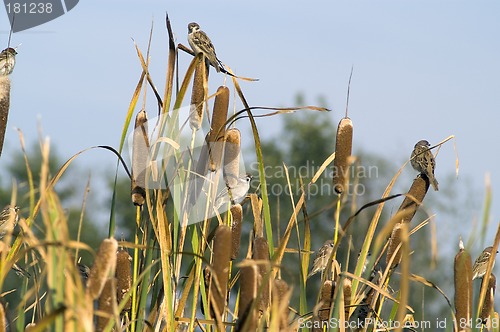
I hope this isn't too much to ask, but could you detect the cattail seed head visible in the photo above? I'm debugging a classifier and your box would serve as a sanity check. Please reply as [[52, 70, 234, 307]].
[[210, 225, 232, 321], [318, 280, 335, 321], [208, 86, 229, 171], [116, 248, 132, 311], [343, 278, 352, 319], [131, 109, 149, 206], [189, 54, 206, 130], [223, 129, 241, 188], [230, 204, 243, 260], [96, 278, 116, 332], [239, 259, 258, 331], [397, 176, 428, 223], [386, 223, 404, 268], [333, 117, 353, 194], [454, 244, 473, 329], [87, 238, 118, 300], [0, 76, 11, 157], [252, 237, 271, 313], [480, 274, 496, 324], [272, 279, 290, 329]]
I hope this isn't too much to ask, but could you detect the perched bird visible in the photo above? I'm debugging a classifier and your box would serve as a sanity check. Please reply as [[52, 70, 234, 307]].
[[187, 22, 224, 73], [308, 240, 334, 279], [410, 140, 439, 191], [472, 246, 498, 280], [0, 47, 17, 76], [0, 205, 19, 239], [214, 174, 252, 209]]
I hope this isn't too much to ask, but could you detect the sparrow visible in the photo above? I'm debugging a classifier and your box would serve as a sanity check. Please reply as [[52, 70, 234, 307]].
[[410, 140, 439, 191], [214, 174, 252, 209], [0, 205, 19, 239], [472, 246, 498, 280], [307, 240, 334, 278], [0, 47, 17, 76], [187, 22, 224, 73]]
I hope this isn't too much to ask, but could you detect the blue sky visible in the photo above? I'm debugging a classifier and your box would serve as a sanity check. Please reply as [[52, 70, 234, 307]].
[[1, 1, 499, 251]]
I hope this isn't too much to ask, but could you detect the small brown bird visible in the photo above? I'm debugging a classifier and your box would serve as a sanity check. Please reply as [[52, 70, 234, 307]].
[[472, 246, 497, 280], [188, 22, 225, 73], [410, 140, 439, 191], [0, 47, 17, 76], [307, 240, 334, 278], [0, 205, 19, 239]]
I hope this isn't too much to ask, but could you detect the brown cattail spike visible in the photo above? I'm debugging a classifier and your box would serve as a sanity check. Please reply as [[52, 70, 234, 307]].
[[387, 223, 404, 268], [343, 278, 352, 319], [189, 54, 206, 131], [96, 278, 116, 332], [87, 238, 119, 300], [223, 129, 241, 188], [208, 86, 229, 171], [239, 259, 258, 331], [210, 225, 232, 323], [131, 109, 149, 206], [480, 274, 496, 324], [230, 204, 243, 260], [272, 279, 290, 329], [252, 237, 271, 314], [116, 248, 132, 311], [317, 280, 335, 322], [333, 117, 353, 194], [397, 176, 428, 224], [0, 76, 11, 158], [454, 241, 473, 330]]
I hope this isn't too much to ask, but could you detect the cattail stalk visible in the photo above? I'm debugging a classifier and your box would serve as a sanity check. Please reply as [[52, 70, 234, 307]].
[[0, 76, 11, 158], [223, 129, 241, 188], [333, 117, 353, 194], [454, 240, 472, 330], [208, 86, 229, 171], [131, 109, 149, 206], [87, 238, 118, 300], [189, 54, 206, 130], [230, 204, 243, 260]]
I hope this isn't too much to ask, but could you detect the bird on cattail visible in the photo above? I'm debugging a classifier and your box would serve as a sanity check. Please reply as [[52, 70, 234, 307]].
[[307, 240, 334, 278], [214, 174, 252, 210], [410, 140, 439, 191], [0, 204, 19, 239], [188, 22, 225, 73], [472, 246, 498, 280], [0, 47, 17, 76]]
